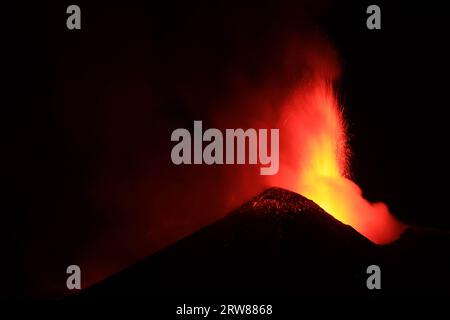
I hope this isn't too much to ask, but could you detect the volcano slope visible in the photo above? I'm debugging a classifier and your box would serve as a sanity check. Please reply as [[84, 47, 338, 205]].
[[75, 187, 450, 300]]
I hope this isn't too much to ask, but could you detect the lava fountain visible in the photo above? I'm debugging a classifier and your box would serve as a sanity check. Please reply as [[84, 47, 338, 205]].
[[275, 79, 405, 244]]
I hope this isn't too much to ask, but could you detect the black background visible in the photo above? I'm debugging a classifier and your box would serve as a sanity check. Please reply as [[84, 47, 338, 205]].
[[3, 0, 449, 298]]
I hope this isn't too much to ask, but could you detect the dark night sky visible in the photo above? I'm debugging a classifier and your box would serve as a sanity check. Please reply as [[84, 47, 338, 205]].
[[2, 0, 449, 298]]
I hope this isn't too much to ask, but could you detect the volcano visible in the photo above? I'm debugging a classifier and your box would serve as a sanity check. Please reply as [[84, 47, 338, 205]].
[[75, 188, 450, 300]]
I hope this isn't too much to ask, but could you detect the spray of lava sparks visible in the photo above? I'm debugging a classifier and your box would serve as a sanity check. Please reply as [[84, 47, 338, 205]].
[[276, 79, 405, 244]]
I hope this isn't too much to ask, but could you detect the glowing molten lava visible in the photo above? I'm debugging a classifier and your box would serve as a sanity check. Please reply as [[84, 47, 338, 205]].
[[278, 80, 405, 244]]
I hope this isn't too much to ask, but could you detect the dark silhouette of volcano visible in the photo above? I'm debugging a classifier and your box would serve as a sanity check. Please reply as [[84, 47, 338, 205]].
[[75, 188, 450, 300]]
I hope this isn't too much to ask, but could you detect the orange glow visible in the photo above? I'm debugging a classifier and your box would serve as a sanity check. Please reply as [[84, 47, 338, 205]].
[[276, 80, 405, 244]]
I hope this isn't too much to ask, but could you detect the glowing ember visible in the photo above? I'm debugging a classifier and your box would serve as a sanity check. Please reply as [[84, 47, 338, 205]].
[[275, 80, 405, 244]]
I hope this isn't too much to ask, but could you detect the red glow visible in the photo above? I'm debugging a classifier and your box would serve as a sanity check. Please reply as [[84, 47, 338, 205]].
[[273, 80, 405, 244]]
